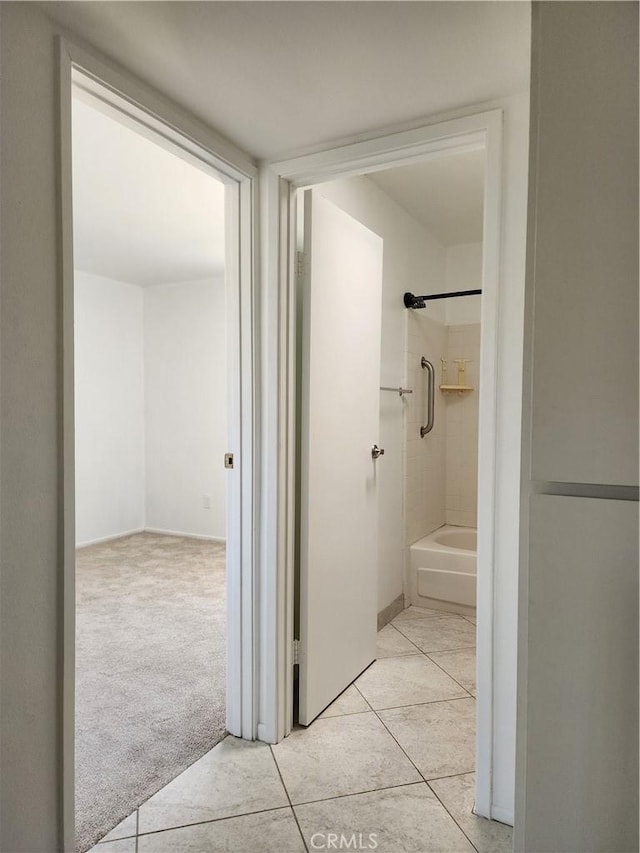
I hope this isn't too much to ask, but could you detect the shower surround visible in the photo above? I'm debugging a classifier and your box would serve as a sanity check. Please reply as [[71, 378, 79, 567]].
[[404, 311, 481, 545]]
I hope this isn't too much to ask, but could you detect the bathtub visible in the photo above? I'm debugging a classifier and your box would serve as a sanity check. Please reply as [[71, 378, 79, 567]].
[[409, 525, 477, 615]]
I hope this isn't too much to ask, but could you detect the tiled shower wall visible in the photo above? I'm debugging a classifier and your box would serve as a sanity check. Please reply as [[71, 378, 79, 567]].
[[444, 324, 481, 528], [405, 311, 447, 544], [404, 315, 481, 543]]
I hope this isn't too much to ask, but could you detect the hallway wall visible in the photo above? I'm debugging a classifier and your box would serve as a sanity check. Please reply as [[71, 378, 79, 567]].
[[0, 4, 529, 847], [1, 9, 79, 847], [516, 3, 638, 850]]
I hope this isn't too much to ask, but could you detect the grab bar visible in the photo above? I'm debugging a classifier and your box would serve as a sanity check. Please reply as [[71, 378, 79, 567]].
[[380, 386, 413, 396], [420, 357, 435, 438]]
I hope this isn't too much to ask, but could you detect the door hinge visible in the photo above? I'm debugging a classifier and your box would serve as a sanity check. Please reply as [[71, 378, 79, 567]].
[[295, 251, 305, 280], [292, 639, 301, 665], [224, 452, 234, 469]]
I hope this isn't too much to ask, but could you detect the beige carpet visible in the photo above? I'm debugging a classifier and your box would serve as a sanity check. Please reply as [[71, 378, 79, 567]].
[[75, 533, 227, 852]]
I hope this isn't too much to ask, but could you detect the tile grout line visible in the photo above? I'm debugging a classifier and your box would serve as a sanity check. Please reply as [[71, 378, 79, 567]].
[[390, 634, 477, 663], [369, 644, 475, 704], [109, 703, 471, 847], [132, 804, 297, 841], [383, 633, 474, 658], [392, 615, 464, 626], [390, 621, 476, 693], [385, 622, 426, 656], [357, 694, 472, 713], [423, 652, 476, 699], [129, 613, 479, 851], [286, 779, 428, 809], [319, 708, 370, 719], [269, 744, 309, 853], [418, 643, 476, 654], [389, 621, 469, 658], [394, 610, 474, 620], [425, 780, 482, 853], [392, 630, 477, 656], [424, 770, 476, 784], [392, 621, 476, 654], [390, 614, 445, 623], [354, 674, 481, 853]]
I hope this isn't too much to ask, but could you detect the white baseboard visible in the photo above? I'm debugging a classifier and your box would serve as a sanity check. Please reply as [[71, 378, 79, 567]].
[[143, 527, 226, 543], [76, 527, 145, 549], [76, 526, 226, 549]]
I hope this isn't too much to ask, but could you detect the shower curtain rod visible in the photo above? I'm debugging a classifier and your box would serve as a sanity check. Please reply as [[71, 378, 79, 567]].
[[403, 289, 482, 309]]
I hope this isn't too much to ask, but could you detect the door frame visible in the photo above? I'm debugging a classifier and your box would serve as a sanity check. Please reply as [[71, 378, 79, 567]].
[[259, 108, 503, 818], [58, 37, 258, 849]]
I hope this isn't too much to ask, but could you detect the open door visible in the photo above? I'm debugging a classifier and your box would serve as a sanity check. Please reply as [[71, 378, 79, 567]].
[[298, 190, 383, 725]]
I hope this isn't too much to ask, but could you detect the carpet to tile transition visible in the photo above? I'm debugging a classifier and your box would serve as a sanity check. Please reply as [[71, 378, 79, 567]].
[[75, 533, 227, 852]]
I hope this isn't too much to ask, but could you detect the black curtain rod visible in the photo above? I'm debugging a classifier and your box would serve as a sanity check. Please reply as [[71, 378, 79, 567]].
[[403, 289, 482, 309]]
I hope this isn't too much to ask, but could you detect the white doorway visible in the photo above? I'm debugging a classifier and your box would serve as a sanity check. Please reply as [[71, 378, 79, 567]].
[[71, 81, 231, 850], [293, 156, 485, 727], [265, 109, 504, 819], [59, 43, 258, 850]]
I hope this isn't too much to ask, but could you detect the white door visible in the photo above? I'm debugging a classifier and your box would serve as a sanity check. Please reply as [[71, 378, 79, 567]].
[[298, 190, 383, 725]]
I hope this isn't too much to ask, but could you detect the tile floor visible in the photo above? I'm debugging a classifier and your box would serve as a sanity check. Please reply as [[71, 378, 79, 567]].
[[92, 606, 512, 853]]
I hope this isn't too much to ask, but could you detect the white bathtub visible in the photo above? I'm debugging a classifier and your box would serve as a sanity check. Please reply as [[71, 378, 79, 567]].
[[410, 525, 477, 614]]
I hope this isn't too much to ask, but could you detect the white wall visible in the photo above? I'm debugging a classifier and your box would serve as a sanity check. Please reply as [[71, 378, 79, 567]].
[[1, 8, 69, 847], [405, 312, 447, 542], [145, 278, 227, 539], [445, 242, 482, 325], [75, 274, 226, 545], [445, 323, 480, 528], [405, 318, 481, 540], [405, 242, 483, 543], [319, 176, 446, 615], [75, 272, 145, 546], [516, 4, 638, 850]]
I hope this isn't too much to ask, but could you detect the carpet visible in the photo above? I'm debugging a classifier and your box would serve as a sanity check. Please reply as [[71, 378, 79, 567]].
[[75, 533, 227, 852]]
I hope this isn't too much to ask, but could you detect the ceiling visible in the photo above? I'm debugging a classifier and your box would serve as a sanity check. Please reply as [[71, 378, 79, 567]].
[[73, 96, 482, 285], [370, 148, 485, 246], [42, 1, 531, 161], [72, 95, 225, 285], [64, 2, 524, 280]]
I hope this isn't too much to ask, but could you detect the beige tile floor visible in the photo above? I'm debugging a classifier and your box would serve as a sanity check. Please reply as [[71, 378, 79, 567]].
[[93, 607, 512, 853]]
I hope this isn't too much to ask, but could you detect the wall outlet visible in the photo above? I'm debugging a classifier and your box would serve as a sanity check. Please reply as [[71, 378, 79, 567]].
[[203, 495, 211, 509]]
